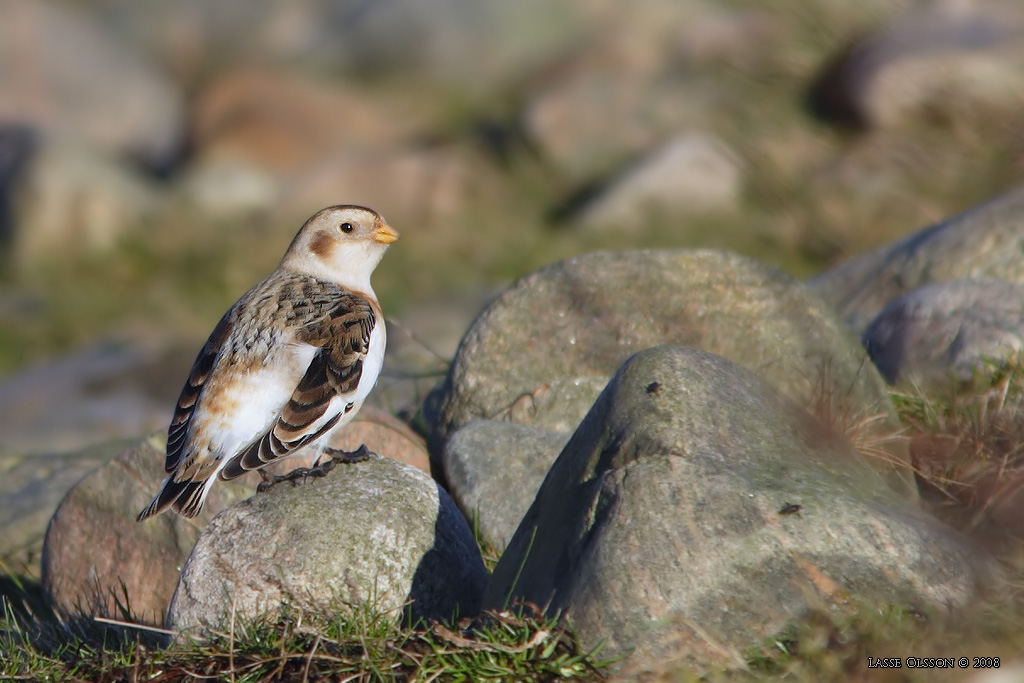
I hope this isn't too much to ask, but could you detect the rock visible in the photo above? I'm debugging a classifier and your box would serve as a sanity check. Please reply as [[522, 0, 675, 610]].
[[167, 455, 487, 632], [188, 67, 416, 174], [376, 290, 496, 419], [41, 435, 263, 624], [312, 0, 578, 89], [809, 184, 1024, 336], [179, 66, 419, 216], [442, 420, 569, 549], [523, 72, 713, 180], [485, 346, 993, 674], [570, 133, 742, 230], [863, 279, 1024, 387], [809, 0, 1024, 129], [8, 133, 162, 262], [87, 0, 578, 93], [434, 249, 896, 446], [0, 0, 184, 167], [670, 9, 776, 68], [41, 412, 429, 624], [0, 338, 190, 455], [0, 440, 127, 577], [277, 143, 498, 229]]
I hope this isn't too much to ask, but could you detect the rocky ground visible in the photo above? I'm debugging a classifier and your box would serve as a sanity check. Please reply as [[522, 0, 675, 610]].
[[3, 0, 1024, 678]]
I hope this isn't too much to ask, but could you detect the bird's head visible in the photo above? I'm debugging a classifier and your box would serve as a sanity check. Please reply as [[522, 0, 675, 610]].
[[282, 205, 399, 291]]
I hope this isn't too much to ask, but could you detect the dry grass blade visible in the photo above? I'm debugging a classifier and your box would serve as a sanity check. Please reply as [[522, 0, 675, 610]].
[[431, 622, 550, 653]]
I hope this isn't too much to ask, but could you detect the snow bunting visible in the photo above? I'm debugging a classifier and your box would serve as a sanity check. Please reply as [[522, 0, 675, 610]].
[[137, 205, 398, 520]]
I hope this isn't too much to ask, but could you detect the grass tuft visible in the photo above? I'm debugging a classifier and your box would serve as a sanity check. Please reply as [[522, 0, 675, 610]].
[[0, 581, 608, 683]]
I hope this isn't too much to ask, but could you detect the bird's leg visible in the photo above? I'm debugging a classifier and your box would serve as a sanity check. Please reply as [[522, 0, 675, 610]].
[[255, 445, 373, 493]]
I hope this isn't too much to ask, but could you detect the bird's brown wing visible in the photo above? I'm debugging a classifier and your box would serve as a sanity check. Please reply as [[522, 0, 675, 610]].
[[165, 309, 236, 473], [219, 287, 377, 479]]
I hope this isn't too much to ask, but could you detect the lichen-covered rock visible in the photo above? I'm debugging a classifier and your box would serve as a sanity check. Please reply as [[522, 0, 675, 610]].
[[41, 410, 429, 625], [810, 184, 1024, 336], [433, 249, 895, 447], [863, 279, 1024, 387], [486, 346, 992, 675], [167, 456, 487, 632]]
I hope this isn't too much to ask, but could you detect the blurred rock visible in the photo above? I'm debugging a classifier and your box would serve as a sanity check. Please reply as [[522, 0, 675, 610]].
[[433, 249, 896, 446], [523, 72, 712, 180], [486, 346, 993, 674], [442, 420, 569, 549], [809, 0, 1024, 129], [88, 0, 579, 92], [189, 67, 417, 174], [279, 143, 499, 228], [570, 133, 742, 230], [179, 66, 416, 216], [809, 183, 1024, 336], [0, 439, 127, 577], [0, 338, 189, 455], [0, 0, 184, 168], [179, 66, 499, 224], [864, 280, 1024, 387], [9, 133, 162, 261], [670, 8, 777, 68], [41, 409, 426, 625], [168, 455, 487, 632]]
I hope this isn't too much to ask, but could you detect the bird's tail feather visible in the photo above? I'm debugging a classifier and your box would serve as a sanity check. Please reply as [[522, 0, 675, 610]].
[[136, 477, 212, 521]]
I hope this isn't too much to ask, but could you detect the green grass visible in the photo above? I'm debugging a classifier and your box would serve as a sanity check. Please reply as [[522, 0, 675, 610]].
[[1, 589, 611, 682]]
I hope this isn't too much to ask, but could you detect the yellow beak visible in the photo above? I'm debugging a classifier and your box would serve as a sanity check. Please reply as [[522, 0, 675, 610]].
[[373, 223, 400, 244]]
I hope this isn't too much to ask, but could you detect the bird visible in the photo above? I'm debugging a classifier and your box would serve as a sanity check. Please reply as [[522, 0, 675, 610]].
[[137, 205, 399, 520]]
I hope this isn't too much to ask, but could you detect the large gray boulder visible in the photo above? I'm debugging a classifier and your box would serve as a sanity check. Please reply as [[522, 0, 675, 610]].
[[434, 248, 896, 448], [168, 455, 487, 632], [41, 411, 429, 625], [863, 279, 1024, 387], [809, 184, 1024, 336], [432, 249, 907, 553], [485, 346, 992, 675]]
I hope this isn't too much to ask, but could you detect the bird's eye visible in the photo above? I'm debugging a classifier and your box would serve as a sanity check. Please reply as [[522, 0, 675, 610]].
[[340, 222, 354, 234]]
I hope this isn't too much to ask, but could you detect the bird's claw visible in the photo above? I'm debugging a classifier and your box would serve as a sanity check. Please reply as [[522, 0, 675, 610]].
[[255, 444, 373, 493]]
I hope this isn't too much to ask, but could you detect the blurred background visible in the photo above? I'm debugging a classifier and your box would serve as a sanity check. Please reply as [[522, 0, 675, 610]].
[[0, 0, 1021, 454]]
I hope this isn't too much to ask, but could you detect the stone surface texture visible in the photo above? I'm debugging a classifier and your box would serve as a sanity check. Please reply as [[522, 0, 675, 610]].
[[167, 456, 488, 632], [485, 346, 992, 674]]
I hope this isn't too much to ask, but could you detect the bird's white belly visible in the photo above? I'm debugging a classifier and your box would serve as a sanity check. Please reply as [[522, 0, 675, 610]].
[[205, 342, 318, 458]]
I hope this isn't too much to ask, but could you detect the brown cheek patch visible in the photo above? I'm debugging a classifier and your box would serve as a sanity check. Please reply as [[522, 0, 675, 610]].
[[309, 231, 335, 259]]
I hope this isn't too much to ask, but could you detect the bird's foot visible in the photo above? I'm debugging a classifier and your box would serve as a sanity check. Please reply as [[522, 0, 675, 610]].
[[323, 443, 373, 463], [255, 445, 373, 493]]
